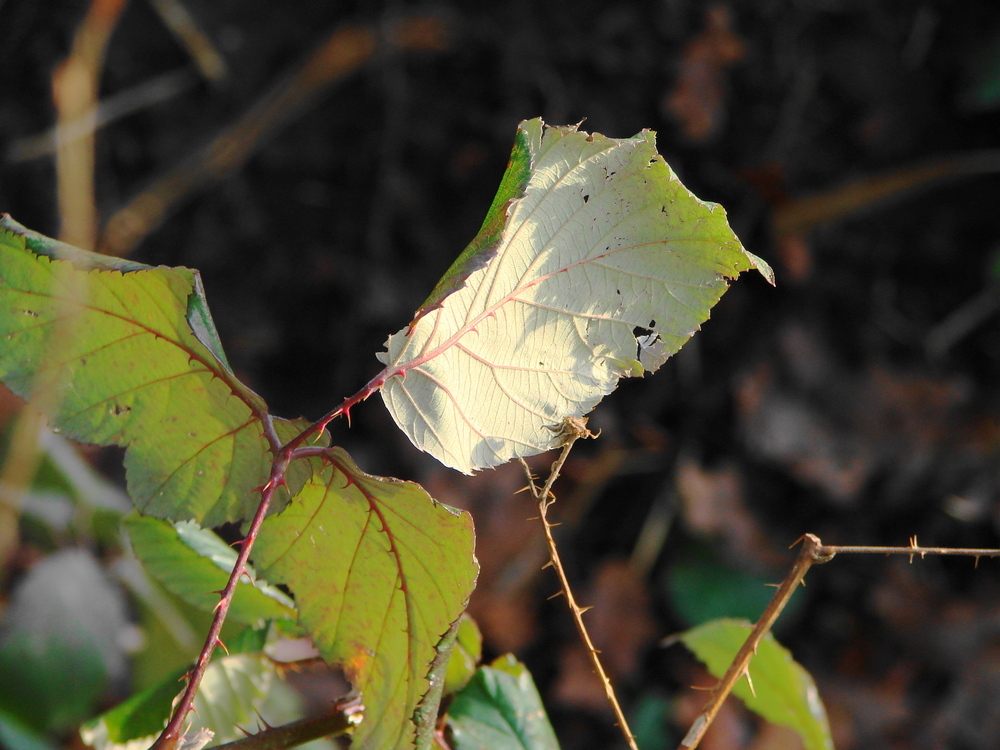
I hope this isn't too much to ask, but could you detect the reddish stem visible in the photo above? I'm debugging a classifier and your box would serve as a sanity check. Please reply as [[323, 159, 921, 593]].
[[152, 452, 290, 750], [151, 366, 394, 749]]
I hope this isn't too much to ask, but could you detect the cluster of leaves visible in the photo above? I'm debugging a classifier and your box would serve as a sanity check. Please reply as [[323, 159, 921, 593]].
[[0, 119, 829, 750]]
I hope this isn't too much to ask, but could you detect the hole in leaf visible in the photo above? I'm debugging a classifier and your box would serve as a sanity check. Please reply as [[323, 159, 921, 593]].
[[633, 325, 655, 340], [583, 194, 590, 203]]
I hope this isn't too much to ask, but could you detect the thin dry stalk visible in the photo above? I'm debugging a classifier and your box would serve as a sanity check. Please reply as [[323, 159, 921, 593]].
[[99, 15, 449, 257], [519, 418, 639, 750], [0, 0, 127, 568]]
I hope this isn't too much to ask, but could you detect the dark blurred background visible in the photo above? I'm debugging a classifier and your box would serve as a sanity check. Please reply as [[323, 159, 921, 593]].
[[2, 1, 1000, 748]]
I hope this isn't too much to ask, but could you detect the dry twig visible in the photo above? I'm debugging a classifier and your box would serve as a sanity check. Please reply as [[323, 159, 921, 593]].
[[677, 533, 1000, 750], [519, 417, 639, 750]]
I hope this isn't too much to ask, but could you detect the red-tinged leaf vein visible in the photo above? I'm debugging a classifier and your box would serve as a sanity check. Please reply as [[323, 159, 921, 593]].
[[254, 451, 477, 750]]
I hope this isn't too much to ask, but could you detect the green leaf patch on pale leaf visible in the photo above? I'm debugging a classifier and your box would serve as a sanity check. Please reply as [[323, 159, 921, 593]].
[[377, 118, 772, 473]]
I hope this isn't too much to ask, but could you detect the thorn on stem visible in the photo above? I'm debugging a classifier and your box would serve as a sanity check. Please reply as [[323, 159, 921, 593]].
[[216, 637, 230, 656], [547, 590, 566, 600], [788, 534, 807, 549]]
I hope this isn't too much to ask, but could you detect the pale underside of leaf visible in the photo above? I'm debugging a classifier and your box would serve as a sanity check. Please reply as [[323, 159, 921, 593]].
[[379, 118, 771, 473]]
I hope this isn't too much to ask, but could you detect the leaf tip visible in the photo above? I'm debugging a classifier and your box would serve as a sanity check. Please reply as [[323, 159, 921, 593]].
[[746, 250, 776, 286]]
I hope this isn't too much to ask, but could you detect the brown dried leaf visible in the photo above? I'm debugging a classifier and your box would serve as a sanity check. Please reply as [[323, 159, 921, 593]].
[[665, 5, 746, 142]]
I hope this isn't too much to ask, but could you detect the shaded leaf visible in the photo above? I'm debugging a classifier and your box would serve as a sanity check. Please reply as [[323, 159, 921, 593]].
[[0, 709, 59, 750], [0, 216, 295, 526], [124, 513, 296, 625], [377, 118, 771, 473], [447, 654, 560, 750], [0, 549, 128, 733], [665, 547, 795, 628], [81, 654, 278, 750], [444, 613, 484, 696], [253, 448, 478, 750], [676, 618, 833, 750]]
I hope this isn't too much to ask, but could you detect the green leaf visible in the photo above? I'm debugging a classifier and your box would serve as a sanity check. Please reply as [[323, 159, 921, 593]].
[[253, 448, 478, 750], [0, 215, 293, 526], [676, 618, 833, 750], [444, 613, 484, 696], [377, 118, 773, 473], [413, 126, 533, 324], [665, 547, 801, 629], [80, 666, 188, 749], [81, 654, 278, 750], [447, 654, 560, 750], [0, 709, 59, 750], [0, 549, 129, 733], [123, 513, 296, 625]]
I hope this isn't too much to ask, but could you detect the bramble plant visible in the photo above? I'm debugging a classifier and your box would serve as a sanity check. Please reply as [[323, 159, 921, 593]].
[[2, 117, 867, 750]]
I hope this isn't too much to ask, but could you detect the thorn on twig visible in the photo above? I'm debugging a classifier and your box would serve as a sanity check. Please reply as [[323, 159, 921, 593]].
[[253, 709, 274, 731], [744, 668, 756, 698], [216, 637, 230, 656], [577, 605, 593, 614], [547, 590, 566, 600]]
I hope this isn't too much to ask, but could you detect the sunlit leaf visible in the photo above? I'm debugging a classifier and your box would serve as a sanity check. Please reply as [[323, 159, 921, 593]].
[[377, 117, 772, 473], [253, 448, 478, 750], [447, 654, 560, 750], [124, 513, 296, 625], [0, 216, 301, 525], [676, 618, 833, 750]]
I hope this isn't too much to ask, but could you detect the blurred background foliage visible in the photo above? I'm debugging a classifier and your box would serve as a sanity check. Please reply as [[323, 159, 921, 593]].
[[1, 0, 999, 748]]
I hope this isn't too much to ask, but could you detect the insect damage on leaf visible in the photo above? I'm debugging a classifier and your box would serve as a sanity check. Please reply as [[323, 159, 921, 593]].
[[376, 117, 773, 474]]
